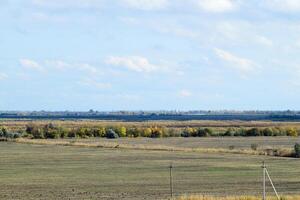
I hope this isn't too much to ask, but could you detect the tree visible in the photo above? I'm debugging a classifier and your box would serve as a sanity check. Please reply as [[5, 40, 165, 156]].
[[0, 127, 7, 137], [106, 129, 119, 139], [246, 128, 261, 137], [224, 128, 235, 137], [262, 128, 273, 136], [43, 124, 59, 139], [127, 128, 140, 137], [197, 128, 212, 137], [286, 128, 298, 137], [117, 126, 127, 137], [151, 127, 163, 138], [181, 127, 196, 137], [143, 128, 152, 137], [32, 128, 44, 139]]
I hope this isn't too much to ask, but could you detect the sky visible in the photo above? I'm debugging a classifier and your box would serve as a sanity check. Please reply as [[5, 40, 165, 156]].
[[1, 0, 300, 111]]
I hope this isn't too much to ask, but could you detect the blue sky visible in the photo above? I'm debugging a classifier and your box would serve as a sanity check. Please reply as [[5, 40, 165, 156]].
[[1, 0, 300, 111]]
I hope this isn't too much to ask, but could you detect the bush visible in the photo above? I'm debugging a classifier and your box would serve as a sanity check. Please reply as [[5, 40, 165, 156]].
[[116, 126, 127, 137], [93, 127, 106, 137], [127, 128, 140, 138], [181, 127, 196, 137], [286, 128, 298, 137], [262, 128, 273, 136], [224, 128, 235, 137], [151, 127, 163, 138], [229, 145, 235, 150], [197, 128, 212, 137], [43, 124, 60, 139], [246, 128, 261, 137], [251, 143, 258, 151], [143, 128, 152, 137], [295, 143, 300, 158], [106, 129, 119, 139]]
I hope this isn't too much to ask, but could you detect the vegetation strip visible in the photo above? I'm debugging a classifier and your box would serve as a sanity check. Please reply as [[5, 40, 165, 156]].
[[14, 138, 295, 158]]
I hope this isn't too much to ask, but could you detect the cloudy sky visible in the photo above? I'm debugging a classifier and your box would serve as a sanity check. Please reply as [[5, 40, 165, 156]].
[[1, 0, 300, 111]]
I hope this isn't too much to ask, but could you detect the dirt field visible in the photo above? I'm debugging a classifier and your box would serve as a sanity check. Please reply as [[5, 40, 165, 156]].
[[0, 140, 300, 199]]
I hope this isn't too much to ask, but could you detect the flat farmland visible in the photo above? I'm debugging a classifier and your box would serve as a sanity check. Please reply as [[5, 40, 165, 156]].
[[0, 140, 300, 200]]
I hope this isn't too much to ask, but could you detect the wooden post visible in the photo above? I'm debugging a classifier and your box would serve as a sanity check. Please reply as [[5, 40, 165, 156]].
[[262, 161, 266, 200], [169, 164, 173, 199]]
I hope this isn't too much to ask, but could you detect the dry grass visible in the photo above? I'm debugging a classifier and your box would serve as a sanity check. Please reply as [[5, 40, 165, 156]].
[[15, 138, 294, 157], [177, 195, 300, 200], [3, 119, 300, 130]]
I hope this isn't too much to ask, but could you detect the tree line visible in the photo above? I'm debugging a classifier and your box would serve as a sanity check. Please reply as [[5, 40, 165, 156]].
[[0, 123, 298, 139]]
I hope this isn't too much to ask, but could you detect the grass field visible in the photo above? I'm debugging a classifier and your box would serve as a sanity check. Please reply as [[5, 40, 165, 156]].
[[0, 138, 300, 199]]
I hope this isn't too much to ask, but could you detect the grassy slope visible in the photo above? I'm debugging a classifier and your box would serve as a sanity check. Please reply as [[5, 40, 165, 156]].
[[0, 141, 300, 199]]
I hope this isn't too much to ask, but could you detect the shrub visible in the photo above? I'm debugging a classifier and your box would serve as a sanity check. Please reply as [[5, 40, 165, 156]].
[[262, 128, 273, 136], [93, 127, 106, 137], [251, 143, 258, 151], [43, 124, 60, 139], [181, 128, 191, 137], [68, 129, 77, 138], [166, 128, 180, 137], [295, 143, 300, 158], [197, 128, 212, 137], [273, 127, 287, 136], [127, 128, 140, 138], [0, 127, 7, 137], [143, 128, 152, 137], [116, 126, 127, 137], [224, 128, 235, 137], [106, 129, 119, 139], [32, 128, 44, 139], [286, 128, 298, 137], [151, 127, 163, 138], [6, 132, 21, 139], [58, 127, 69, 138], [246, 128, 261, 137], [181, 127, 196, 137], [236, 128, 246, 136], [229, 145, 235, 150]]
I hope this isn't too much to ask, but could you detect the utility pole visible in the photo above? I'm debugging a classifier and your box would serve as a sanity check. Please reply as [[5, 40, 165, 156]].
[[262, 161, 280, 200], [169, 164, 173, 199], [262, 161, 266, 200]]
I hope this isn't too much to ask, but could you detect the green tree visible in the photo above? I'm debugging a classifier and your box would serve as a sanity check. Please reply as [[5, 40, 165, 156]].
[[246, 128, 261, 137], [262, 128, 273, 136], [106, 129, 119, 139], [197, 128, 212, 137]]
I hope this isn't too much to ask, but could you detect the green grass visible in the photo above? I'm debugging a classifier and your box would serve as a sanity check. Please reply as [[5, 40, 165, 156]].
[[0, 140, 300, 199]]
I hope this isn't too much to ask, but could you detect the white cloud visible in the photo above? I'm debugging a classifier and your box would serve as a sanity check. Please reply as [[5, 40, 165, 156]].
[[214, 48, 257, 74], [0, 73, 8, 80], [78, 78, 111, 89], [121, 0, 168, 10], [264, 0, 300, 12], [45, 60, 98, 74], [179, 90, 192, 97], [196, 0, 237, 12], [106, 56, 158, 73], [20, 59, 44, 71]]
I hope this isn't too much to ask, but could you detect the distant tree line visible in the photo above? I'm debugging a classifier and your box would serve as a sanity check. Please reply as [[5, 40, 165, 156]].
[[0, 124, 299, 140]]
